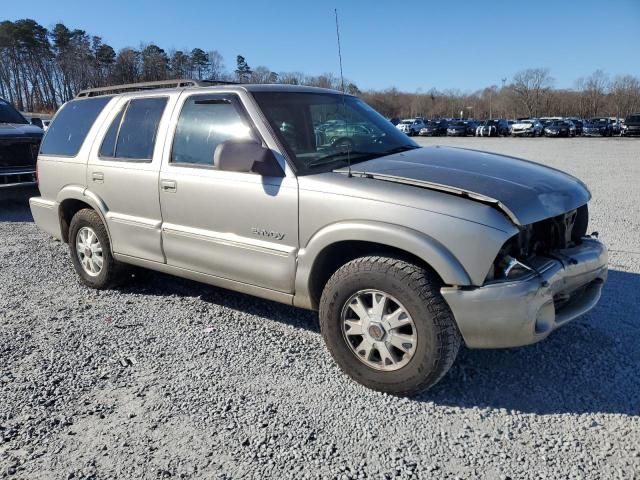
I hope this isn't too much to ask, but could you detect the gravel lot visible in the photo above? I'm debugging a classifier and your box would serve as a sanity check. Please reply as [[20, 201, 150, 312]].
[[1, 138, 639, 479]]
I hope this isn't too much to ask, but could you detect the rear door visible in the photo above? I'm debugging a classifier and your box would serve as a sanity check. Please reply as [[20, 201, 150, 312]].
[[86, 93, 177, 262], [158, 91, 299, 293]]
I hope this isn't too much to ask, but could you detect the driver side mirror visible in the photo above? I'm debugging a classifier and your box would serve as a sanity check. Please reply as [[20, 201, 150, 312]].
[[213, 139, 284, 177], [30, 117, 44, 128]]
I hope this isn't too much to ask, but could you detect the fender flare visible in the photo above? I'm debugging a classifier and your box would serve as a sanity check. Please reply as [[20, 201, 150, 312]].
[[293, 220, 472, 309], [56, 185, 112, 245]]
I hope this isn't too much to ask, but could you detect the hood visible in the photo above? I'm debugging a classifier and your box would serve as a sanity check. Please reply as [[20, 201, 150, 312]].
[[512, 122, 534, 129], [335, 146, 590, 226], [0, 123, 44, 140]]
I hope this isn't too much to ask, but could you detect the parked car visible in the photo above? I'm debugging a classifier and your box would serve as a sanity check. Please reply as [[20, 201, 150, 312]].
[[419, 119, 448, 136], [476, 119, 510, 137], [608, 117, 623, 136], [567, 118, 584, 136], [465, 121, 479, 136], [583, 118, 614, 137], [0, 97, 44, 190], [396, 118, 425, 136], [510, 119, 544, 137], [446, 121, 469, 136], [29, 80, 608, 395], [622, 113, 640, 136], [316, 121, 380, 150], [544, 120, 575, 137]]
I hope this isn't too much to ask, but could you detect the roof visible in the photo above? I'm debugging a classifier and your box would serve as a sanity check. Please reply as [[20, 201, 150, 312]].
[[75, 79, 344, 99]]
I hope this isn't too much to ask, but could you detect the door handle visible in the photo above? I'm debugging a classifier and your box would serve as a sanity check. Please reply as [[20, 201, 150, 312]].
[[161, 179, 177, 193], [92, 172, 104, 183]]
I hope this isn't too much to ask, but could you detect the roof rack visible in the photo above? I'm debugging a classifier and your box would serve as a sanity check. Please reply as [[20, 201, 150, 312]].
[[75, 79, 237, 98]]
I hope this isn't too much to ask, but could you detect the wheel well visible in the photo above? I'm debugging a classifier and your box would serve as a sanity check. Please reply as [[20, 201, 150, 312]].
[[308, 240, 442, 310], [59, 199, 94, 243]]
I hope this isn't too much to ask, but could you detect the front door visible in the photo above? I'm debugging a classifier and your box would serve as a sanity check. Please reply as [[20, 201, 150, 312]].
[[158, 92, 298, 293]]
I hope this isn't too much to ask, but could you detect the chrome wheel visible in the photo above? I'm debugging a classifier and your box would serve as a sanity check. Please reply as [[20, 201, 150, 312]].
[[341, 289, 417, 371], [75, 226, 103, 277]]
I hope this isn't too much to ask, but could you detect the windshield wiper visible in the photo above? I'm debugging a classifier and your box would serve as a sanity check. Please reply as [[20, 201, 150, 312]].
[[307, 151, 377, 168], [382, 145, 420, 155]]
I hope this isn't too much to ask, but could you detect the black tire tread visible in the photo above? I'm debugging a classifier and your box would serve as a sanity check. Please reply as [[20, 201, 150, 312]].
[[319, 255, 461, 395], [69, 208, 123, 289]]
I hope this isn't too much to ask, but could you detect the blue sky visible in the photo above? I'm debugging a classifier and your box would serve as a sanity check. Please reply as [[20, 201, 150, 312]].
[[5, 0, 640, 92]]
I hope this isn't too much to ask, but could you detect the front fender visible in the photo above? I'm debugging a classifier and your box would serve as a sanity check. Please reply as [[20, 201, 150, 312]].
[[293, 220, 472, 309]]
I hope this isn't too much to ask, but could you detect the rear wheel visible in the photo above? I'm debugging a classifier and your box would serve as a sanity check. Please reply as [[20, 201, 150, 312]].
[[69, 209, 122, 289], [319, 256, 461, 395]]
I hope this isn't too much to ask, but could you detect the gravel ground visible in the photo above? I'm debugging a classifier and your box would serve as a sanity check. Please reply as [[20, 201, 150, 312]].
[[1, 138, 639, 479]]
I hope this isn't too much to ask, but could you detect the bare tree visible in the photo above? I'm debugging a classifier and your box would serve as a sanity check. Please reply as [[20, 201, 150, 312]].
[[510, 68, 554, 117], [610, 75, 640, 118], [577, 70, 609, 117]]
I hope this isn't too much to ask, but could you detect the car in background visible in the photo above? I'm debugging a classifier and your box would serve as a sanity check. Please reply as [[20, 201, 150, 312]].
[[583, 118, 614, 137], [0, 97, 44, 190], [567, 119, 584, 136], [608, 118, 623, 136], [544, 120, 575, 137], [388, 117, 400, 126], [622, 113, 640, 136], [446, 120, 469, 136], [476, 119, 510, 137], [510, 119, 544, 137], [465, 120, 479, 136], [316, 121, 380, 150], [396, 118, 426, 136], [419, 119, 448, 136]]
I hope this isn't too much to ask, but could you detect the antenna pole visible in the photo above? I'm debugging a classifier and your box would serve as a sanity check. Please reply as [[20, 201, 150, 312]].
[[335, 8, 345, 93], [334, 8, 351, 176]]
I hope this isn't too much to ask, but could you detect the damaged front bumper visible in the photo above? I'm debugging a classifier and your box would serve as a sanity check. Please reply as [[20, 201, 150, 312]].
[[441, 238, 608, 348]]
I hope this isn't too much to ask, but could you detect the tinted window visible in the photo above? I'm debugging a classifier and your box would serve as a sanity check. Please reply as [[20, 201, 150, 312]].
[[40, 97, 112, 156], [111, 98, 167, 160], [99, 108, 124, 157], [0, 98, 27, 124], [171, 95, 253, 166]]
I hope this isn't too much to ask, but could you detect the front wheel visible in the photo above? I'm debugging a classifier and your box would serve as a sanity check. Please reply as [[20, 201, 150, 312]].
[[319, 256, 461, 395]]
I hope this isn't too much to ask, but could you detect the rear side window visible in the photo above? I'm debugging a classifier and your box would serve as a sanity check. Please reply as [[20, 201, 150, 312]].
[[99, 97, 167, 161], [40, 97, 112, 156]]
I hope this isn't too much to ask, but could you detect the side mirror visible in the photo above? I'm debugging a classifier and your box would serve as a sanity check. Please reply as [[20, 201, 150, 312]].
[[213, 139, 284, 177], [30, 117, 44, 128]]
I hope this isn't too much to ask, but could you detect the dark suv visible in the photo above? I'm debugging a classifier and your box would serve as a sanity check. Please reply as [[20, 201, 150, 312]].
[[0, 98, 44, 190], [622, 113, 640, 136]]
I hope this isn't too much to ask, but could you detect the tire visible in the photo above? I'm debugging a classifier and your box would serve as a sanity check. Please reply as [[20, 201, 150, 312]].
[[69, 208, 122, 289], [319, 256, 462, 395]]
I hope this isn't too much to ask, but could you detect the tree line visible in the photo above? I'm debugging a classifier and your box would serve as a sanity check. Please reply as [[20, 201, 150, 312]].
[[1, 18, 639, 119]]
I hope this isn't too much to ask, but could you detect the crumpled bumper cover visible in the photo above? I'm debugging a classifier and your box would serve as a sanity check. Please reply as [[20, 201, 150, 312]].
[[441, 238, 608, 348]]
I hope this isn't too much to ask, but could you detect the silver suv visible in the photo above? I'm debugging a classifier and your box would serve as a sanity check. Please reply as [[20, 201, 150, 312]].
[[30, 80, 608, 395]]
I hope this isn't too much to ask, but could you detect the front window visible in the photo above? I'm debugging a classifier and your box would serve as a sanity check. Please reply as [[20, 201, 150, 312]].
[[0, 98, 28, 124], [253, 92, 419, 175]]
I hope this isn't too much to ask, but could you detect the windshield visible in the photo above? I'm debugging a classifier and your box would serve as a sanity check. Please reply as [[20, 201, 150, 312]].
[[400, 120, 413, 124], [0, 99, 28, 124], [627, 115, 640, 123], [252, 92, 419, 175]]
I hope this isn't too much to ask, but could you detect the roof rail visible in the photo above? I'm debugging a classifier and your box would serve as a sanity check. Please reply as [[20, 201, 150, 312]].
[[75, 79, 237, 98]]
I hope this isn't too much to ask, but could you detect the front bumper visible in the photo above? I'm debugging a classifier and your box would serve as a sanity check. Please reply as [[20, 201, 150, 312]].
[[441, 238, 608, 348]]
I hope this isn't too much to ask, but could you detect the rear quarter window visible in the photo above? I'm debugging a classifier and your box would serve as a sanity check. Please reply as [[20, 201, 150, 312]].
[[40, 96, 112, 156]]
